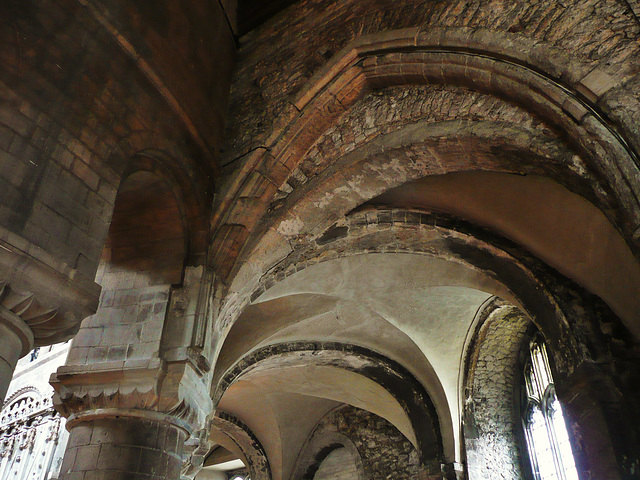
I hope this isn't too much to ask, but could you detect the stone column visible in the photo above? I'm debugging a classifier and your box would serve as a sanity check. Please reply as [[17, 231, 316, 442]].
[[0, 307, 33, 403], [52, 361, 212, 480], [59, 410, 190, 480]]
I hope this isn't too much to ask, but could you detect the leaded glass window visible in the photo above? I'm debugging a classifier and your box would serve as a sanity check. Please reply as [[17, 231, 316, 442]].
[[522, 338, 579, 480]]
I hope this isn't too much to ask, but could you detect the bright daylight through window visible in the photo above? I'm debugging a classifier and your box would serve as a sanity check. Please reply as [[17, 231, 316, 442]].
[[522, 338, 580, 480]]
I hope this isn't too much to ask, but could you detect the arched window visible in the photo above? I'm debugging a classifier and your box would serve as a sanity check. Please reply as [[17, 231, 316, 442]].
[[522, 337, 579, 480]]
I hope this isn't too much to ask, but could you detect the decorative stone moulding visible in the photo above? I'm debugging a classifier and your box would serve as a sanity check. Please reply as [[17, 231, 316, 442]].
[[51, 358, 212, 435], [0, 386, 52, 426], [0, 227, 100, 347], [211, 27, 640, 294], [207, 412, 272, 480], [0, 386, 63, 477]]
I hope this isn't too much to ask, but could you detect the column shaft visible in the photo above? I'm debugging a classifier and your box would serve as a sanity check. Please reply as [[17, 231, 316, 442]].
[[59, 414, 187, 480], [0, 309, 34, 403]]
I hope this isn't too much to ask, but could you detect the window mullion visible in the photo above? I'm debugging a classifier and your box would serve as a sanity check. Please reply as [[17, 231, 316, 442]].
[[542, 390, 567, 480]]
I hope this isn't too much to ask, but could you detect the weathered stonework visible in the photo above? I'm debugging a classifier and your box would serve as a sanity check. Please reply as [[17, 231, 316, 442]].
[[59, 415, 187, 480], [294, 405, 439, 480], [1, 1, 640, 479], [463, 301, 530, 480], [225, 0, 639, 163]]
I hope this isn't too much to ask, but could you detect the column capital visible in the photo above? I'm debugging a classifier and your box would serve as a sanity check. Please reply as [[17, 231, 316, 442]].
[[0, 227, 100, 347], [51, 359, 212, 435]]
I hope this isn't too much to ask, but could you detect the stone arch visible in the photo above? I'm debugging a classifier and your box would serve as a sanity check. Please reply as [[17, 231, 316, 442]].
[[290, 430, 364, 480], [213, 27, 640, 286], [460, 291, 640, 480], [214, 208, 581, 468], [209, 412, 272, 480], [210, 205, 640, 477], [0, 385, 44, 425], [214, 343, 444, 464], [2, 385, 40, 408], [220, 170, 640, 349], [210, 17, 640, 480], [218, 208, 584, 370], [212, 33, 640, 405]]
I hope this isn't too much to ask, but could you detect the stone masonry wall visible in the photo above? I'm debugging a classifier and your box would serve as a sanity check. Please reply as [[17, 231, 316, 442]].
[[66, 171, 186, 368], [298, 405, 437, 480], [312, 447, 359, 480], [1, 0, 227, 283], [224, 0, 640, 166], [463, 304, 530, 480]]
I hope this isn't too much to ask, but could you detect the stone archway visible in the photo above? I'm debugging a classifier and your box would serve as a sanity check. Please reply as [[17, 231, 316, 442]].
[[461, 299, 531, 480]]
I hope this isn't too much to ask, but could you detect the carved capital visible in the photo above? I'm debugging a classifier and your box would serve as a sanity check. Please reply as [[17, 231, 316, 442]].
[[51, 359, 212, 434], [0, 227, 100, 346]]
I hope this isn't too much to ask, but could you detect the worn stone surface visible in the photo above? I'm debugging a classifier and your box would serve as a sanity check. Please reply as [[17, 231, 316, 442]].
[[224, 0, 639, 165], [311, 447, 359, 480], [463, 303, 530, 480], [59, 416, 186, 480], [1, 1, 640, 480], [296, 405, 438, 480]]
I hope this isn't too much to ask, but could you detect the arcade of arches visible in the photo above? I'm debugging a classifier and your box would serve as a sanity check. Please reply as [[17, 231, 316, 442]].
[[1, 0, 640, 479]]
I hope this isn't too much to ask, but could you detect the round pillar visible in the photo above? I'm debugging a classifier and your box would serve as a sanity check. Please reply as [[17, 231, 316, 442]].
[[0, 306, 34, 403], [59, 409, 189, 480]]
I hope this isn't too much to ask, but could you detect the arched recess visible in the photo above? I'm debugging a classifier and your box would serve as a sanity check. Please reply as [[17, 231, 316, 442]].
[[460, 294, 640, 480], [308, 446, 360, 480], [289, 421, 363, 480], [121, 150, 211, 266], [213, 343, 444, 480], [461, 298, 531, 480], [64, 163, 190, 368], [97, 169, 186, 287]]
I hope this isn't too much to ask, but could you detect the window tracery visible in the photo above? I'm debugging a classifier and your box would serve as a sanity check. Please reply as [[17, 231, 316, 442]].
[[522, 338, 579, 480], [0, 388, 63, 480]]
